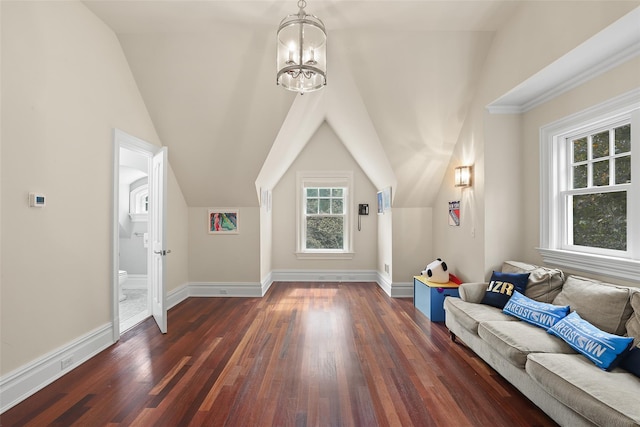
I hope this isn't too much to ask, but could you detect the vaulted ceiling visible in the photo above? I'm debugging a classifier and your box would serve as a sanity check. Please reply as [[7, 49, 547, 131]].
[[84, 0, 521, 207]]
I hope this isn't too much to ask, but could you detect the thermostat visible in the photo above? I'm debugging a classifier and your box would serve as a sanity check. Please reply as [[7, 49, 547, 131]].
[[29, 193, 46, 207]]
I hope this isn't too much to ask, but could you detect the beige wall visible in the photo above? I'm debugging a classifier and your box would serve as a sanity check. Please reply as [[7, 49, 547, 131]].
[[377, 210, 393, 282], [0, 1, 188, 375], [392, 208, 434, 282], [272, 122, 378, 271], [433, 2, 639, 283], [166, 166, 189, 293], [259, 204, 273, 284], [188, 207, 261, 283]]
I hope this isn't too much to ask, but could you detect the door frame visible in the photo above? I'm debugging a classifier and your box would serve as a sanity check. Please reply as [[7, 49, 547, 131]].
[[111, 129, 167, 341]]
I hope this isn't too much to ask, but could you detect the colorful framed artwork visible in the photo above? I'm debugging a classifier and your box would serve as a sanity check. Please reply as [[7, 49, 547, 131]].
[[208, 208, 239, 234]]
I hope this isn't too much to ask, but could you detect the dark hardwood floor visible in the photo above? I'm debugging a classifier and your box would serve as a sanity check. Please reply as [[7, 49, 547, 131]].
[[1, 282, 557, 426]]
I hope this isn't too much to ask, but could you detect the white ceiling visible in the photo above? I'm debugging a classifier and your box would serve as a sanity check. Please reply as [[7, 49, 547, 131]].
[[83, 0, 522, 207]]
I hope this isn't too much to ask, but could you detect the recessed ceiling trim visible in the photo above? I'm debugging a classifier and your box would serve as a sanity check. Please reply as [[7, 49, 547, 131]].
[[487, 7, 640, 115]]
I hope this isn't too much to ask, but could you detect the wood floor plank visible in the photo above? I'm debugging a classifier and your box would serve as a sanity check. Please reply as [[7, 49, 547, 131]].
[[0, 282, 558, 426]]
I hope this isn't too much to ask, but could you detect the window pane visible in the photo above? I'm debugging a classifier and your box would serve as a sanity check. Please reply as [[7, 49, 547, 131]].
[[307, 188, 318, 197], [332, 199, 344, 214], [592, 160, 609, 186], [615, 124, 630, 154], [573, 164, 587, 189], [332, 188, 343, 197], [572, 191, 626, 251], [573, 137, 587, 162], [615, 155, 631, 184], [319, 188, 330, 197], [306, 217, 344, 249], [307, 198, 318, 214], [319, 198, 330, 214], [591, 131, 609, 159]]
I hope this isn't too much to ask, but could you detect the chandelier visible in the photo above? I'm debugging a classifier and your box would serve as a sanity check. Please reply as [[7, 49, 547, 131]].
[[276, 0, 327, 93]]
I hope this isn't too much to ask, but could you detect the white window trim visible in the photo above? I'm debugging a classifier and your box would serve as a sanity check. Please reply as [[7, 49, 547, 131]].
[[296, 171, 354, 260], [539, 88, 640, 283]]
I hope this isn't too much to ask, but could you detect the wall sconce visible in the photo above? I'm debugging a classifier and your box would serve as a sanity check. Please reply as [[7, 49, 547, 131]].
[[454, 165, 472, 187]]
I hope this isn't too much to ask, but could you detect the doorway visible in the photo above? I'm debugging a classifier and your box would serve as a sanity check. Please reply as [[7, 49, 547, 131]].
[[118, 147, 149, 332], [112, 129, 168, 339]]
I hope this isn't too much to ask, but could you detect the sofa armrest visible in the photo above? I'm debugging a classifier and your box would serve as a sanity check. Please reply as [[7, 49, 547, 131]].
[[459, 282, 488, 303]]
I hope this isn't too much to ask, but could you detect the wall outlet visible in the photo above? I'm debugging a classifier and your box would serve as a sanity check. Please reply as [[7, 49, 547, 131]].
[[61, 356, 74, 370], [384, 264, 390, 274]]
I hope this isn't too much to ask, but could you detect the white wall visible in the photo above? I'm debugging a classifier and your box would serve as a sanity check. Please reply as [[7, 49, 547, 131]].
[[272, 122, 378, 272], [0, 1, 188, 375]]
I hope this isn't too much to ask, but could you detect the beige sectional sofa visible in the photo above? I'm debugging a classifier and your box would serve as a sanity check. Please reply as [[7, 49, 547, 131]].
[[443, 261, 640, 427]]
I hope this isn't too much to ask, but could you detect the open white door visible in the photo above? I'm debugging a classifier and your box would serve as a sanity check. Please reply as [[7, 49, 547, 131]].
[[150, 147, 168, 333]]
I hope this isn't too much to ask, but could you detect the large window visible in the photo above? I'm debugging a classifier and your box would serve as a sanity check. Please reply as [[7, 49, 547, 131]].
[[539, 90, 640, 282], [296, 172, 353, 258]]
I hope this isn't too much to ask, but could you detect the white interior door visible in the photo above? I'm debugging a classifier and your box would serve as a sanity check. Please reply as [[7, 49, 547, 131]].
[[149, 147, 168, 333]]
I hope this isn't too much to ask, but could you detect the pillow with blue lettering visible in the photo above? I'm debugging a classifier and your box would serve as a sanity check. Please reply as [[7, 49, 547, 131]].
[[503, 291, 569, 330], [480, 271, 529, 309], [547, 311, 634, 371], [620, 347, 640, 378]]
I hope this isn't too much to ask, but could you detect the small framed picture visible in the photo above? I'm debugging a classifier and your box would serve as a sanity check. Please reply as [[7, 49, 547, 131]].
[[208, 208, 239, 234], [449, 201, 460, 226], [377, 191, 384, 214]]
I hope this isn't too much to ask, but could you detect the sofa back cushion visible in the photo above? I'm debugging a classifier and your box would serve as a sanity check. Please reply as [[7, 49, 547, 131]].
[[625, 290, 640, 348], [552, 275, 632, 335], [501, 261, 564, 303]]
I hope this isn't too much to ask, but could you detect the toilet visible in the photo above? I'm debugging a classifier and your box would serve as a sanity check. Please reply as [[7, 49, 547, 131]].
[[118, 270, 128, 301]]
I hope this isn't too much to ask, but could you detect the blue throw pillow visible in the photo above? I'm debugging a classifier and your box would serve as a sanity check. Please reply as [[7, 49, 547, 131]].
[[620, 347, 640, 378], [503, 291, 569, 330], [547, 312, 634, 371], [480, 271, 529, 309]]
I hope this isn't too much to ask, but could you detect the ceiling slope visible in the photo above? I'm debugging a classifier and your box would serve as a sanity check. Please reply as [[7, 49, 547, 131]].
[[84, 0, 517, 207]]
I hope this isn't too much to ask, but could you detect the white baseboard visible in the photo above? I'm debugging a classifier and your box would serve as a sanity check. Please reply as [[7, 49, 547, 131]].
[[0, 323, 114, 414], [261, 272, 274, 296], [188, 282, 264, 297], [167, 283, 190, 309], [390, 281, 413, 298], [271, 269, 378, 282], [376, 271, 393, 296]]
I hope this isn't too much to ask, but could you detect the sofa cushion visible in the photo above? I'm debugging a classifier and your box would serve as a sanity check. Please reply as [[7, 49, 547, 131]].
[[625, 291, 640, 348], [547, 312, 634, 371], [503, 291, 569, 330], [527, 353, 640, 427], [480, 271, 529, 309], [443, 297, 517, 334], [552, 275, 632, 335], [502, 260, 564, 303], [478, 321, 575, 368]]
